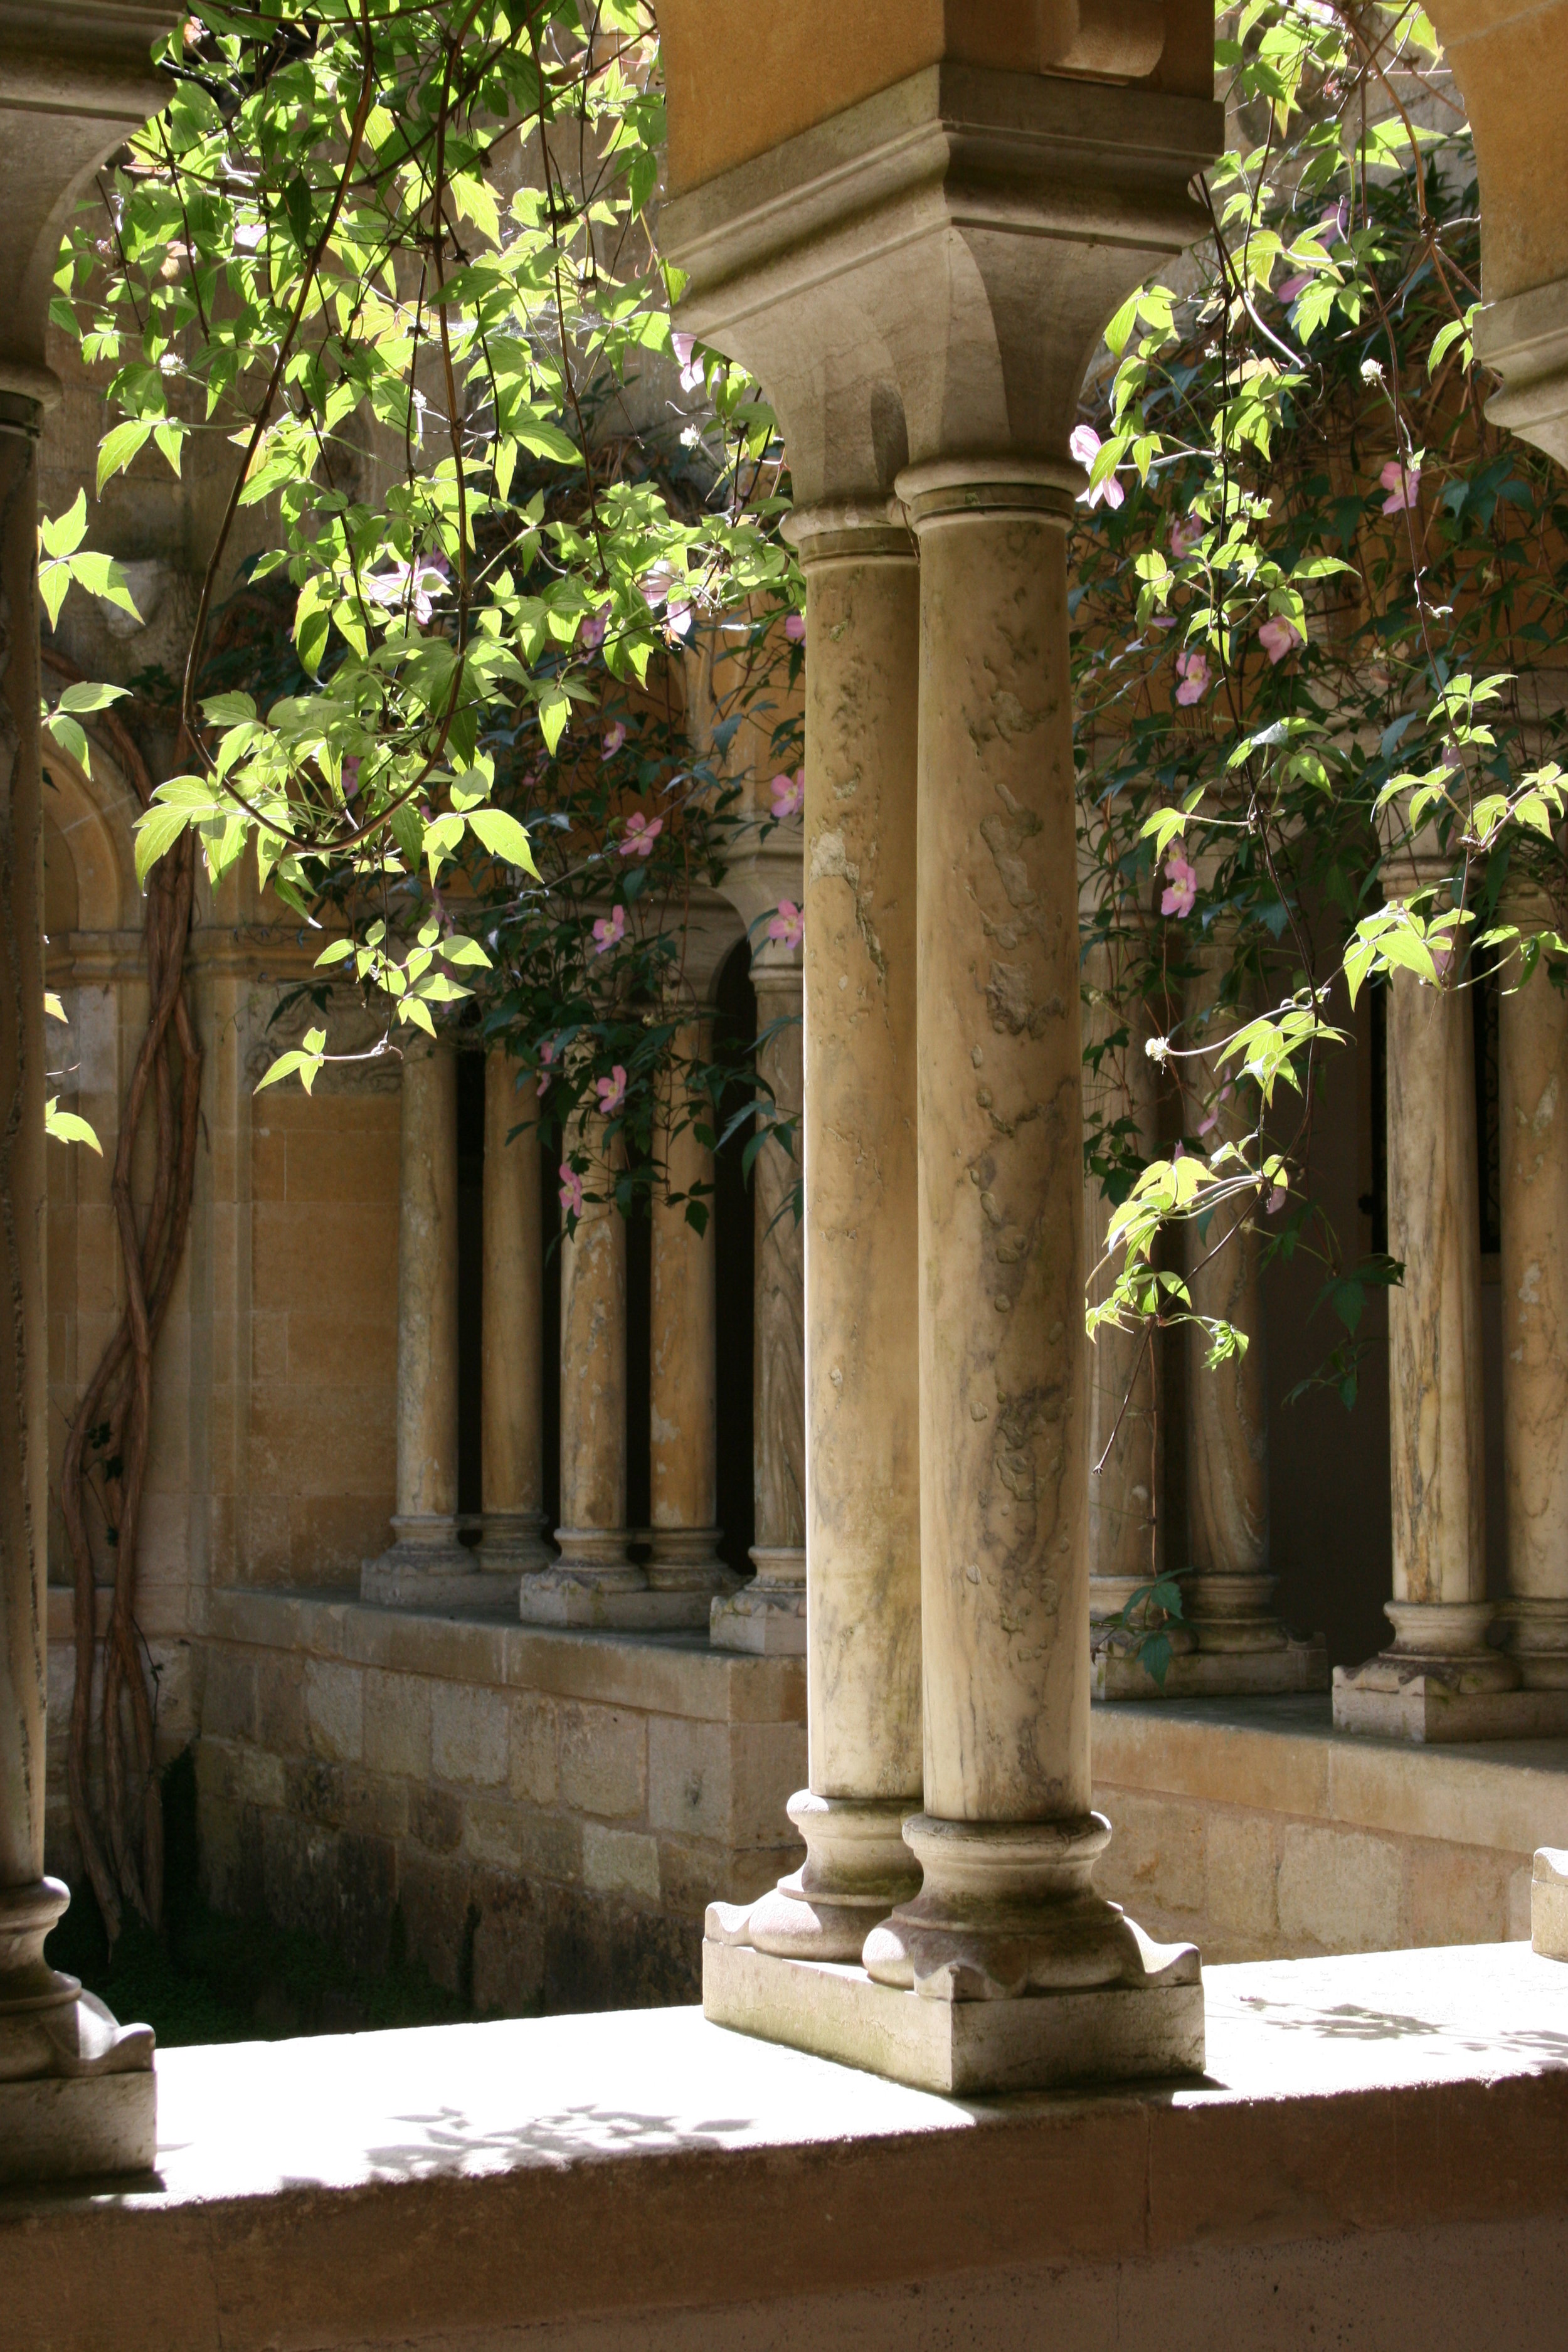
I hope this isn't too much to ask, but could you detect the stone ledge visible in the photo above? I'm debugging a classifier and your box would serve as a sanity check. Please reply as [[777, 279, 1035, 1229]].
[[203, 1586, 806, 1724], [1, 1945, 1565, 2351]]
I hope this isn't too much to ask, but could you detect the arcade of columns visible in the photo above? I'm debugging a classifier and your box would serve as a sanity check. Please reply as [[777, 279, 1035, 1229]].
[[9, 0, 1568, 2174]]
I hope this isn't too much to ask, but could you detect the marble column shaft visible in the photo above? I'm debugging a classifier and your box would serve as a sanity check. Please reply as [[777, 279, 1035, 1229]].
[[1500, 930, 1568, 1685], [750, 954, 807, 1576], [746, 509, 924, 1958], [479, 1049, 550, 1576], [649, 1018, 728, 1594], [1083, 939, 1163, 1607], [556, 1110, 631, 1568], [363, 1041, 480, 1602]]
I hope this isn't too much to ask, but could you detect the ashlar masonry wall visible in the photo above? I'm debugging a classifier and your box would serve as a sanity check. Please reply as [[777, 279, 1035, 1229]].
[[194, 1592, 805, 2012]]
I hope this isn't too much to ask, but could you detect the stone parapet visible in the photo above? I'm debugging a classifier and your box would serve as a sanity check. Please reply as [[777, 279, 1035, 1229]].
[[1091, 1693, 1568, 1961], [193, 1589, 805, 2012], [1, 1942, 1567, 2348]]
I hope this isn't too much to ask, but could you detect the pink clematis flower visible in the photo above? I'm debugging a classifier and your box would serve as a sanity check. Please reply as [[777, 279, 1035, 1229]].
[[620, 812, 663, 858], [767, 900, 804, 951], [1161, 854, 1198, 919], [1197, 1083, 1234, 1138], [559, 1163, 584, 1217], [1174, 649, 1210, 706], [1277, 272, 1311, 303], [364, 553, 450, 625], [537, 1040, 556, 1100], [1070, 423, 1125, 511], [1380, 458, 1421, 516], [341, 755, 361, 800], [601, 721, 627, 760], [1170, 512, 1205, 559], [578, 609, 607, 650], [1266, 1186, 1288, 1216], [664, 600, 693, 640], [1258, 614, 1305, 665], [595, 1065, 627, 1116], [671, 331, 705, 393], [591, 905, 627, 955], [783, 612, 806, 644], [770, 770, 804, 820]]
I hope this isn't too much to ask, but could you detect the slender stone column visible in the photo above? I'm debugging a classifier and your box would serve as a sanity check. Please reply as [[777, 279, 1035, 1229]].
[[1168, 938, 1325, 1693], [862, 464, 1195, 2018], [674, 53, 1219, 2087], [741, 506, 924, 1957], [1498, 904, 1568, 1695], [711, 948, 809, 1645], [648, 1007, 731, 1605], [1083, 936, 1172, 1654], [0, 1, 177, 2183], [1335, 918, 1519, 1737], [363, 1042, 490, 1605], [477, 1049, 551, 1578]]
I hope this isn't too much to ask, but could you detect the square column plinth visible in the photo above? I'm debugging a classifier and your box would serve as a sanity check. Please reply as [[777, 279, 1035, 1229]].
[[1096, 1634, 1328, 1702], [704, 1907, 1204, 2095], [0, 2067, 155, 2188]]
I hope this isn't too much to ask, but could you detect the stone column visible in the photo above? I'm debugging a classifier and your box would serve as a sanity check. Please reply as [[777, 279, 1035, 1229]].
[[1498, 904, 1568, 1705], [672, 53, 1219, 2089], [861, 461, 1195, 2039], [1083, 935, 1172, 1663], [1334, 911, 1519, 1737], [740, 506, 924, 1958], [1170, 938, 1325, 1693], [648, 1007, 732, 1608], [477, 1048, 551, 1577], [363, 1042, 494, 1605], [711, 948, 809, 1645], [0, 3, 176, 2185]]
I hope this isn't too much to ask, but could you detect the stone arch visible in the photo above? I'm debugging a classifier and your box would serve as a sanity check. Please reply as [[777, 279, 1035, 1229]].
[[40, 728, 139, 941]]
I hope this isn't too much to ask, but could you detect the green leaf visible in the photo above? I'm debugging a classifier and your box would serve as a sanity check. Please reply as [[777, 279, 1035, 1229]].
[[467, 807, 539, 874], [134, 802, 192, 886], [45, 1099, 102, 1155], [40, 492, 88, 558], [97, 418, 154, 494]]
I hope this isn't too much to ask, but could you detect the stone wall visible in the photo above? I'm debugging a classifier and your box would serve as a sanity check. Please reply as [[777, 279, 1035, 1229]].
[[1092, 1694, 1563, 1961], [193, 1592, 805, 2013]]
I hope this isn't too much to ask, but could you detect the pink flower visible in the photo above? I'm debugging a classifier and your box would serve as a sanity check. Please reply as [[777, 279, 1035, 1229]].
[[364, 553, 450, 625], [1380, 458, 1421, 516], [595, 1065, 627, 1116], [671, 331, 704, 393], [1266, 1186, 1288, 1216], [1170, 513, 1204, 559], [559, 1164, 584, 1217], [1071, 423, 1125, 512], [591, 905, 627, 955], [1277, 273, 1311, 303], [783, 612, 806, 644], [578, 609, 607, 650], [640, 560, 678, 613], [767, 900, 803, 951], [1258, 614, 1304, 665], [770, 770, 804, 820], [1197, 1084, 1233, 1139], [1160, 854, 1197, 919], [537, 1039, 556, 1098], [601, 721, 627, 760], [341, 755, 361, 800], [1174, 649, 1210, 706], [1323, 197, 1350, 241], [620, 812, 663, 857], [664, 600, 693, 640]]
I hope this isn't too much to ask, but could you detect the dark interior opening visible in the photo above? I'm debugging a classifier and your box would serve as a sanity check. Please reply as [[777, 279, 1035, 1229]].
[[625, 1199, 652, 1543], [713, 940, 758, 1579], [541, 1133, 562, 1543]]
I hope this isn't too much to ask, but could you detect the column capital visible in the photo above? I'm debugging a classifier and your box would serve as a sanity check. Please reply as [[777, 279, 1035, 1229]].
[[664, 62, 1222, 507], [784, 497, 914, 565], [895, 457, 1078, 527]]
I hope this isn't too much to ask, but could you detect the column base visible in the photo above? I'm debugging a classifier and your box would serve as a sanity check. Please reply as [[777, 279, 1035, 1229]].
[[361, 1516, 515, 1610], [1095, 1632, 1329, 1700], [1500, 1597, 1568, 1690], [731, 1793, 921, 1962], [1332, 1599, 1539, 1740], [645, 1528, 739, 1601], [475, 1510, 554, 1578], [519, 1536, 712, 1629], [0, 1880, 156, 2185], [709, 1545, 806, 1655], [702, 1934, 1204, 2097]]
